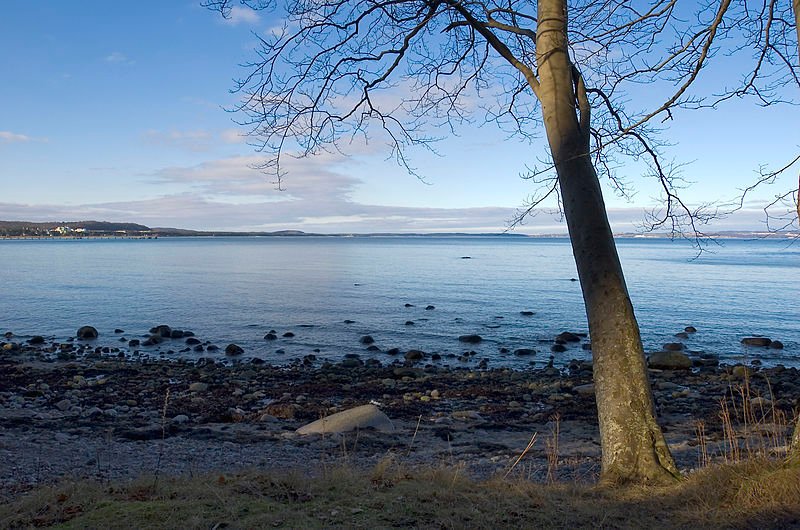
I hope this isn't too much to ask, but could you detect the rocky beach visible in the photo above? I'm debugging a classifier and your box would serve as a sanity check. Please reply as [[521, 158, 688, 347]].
[[2, 325, 799, 503]]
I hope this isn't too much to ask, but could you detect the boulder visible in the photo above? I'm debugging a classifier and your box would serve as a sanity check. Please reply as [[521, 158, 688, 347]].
[[519, 311, 535, 316], [150, 325, 172, 338], [77, 326, 98, 340], [264, 333, 277, 341], [225, 343, 244, 356], [648, 351, 692, 370], [514, 348, 535, 356], [186, 337, 201, 345], [28, 336, 45, 345], [296, 404, 394, 435], [684, 326, 697, 333], [404, 349, 425, 361], [170, 329, 185, 339], [662, 342, 684, 351], [551, 344, 567, 353], [769, 340, 784, 350], [458, 334, 482, 344], [425, 305, 435, 310], [359, 335, 375, 345], [556, 331, 581, 343], [741, 337, 771, 347]]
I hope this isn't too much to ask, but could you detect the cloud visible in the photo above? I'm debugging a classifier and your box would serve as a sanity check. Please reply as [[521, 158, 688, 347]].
[[0, 131, 33, 143], [151, 153, 362, 201], [0, 194, 784, 235], [104, 51, 131, 64], [220, 129, 246, 144], [143, 129, 214, 152], [0, 131, 47, 144], [224, 6, 260, 25]]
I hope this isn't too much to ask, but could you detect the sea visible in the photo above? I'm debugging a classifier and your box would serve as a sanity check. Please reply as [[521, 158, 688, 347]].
[[1, 236, 797, 369]]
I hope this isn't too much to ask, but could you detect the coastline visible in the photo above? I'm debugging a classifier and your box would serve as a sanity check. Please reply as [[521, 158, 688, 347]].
[[2, 339, 798, 501]]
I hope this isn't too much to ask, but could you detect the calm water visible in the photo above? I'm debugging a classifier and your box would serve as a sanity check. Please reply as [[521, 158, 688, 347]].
[[1, 236, 797, 368]]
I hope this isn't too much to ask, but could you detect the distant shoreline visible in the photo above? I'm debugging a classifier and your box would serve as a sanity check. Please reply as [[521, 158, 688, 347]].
[[1, 219, 797, 239]]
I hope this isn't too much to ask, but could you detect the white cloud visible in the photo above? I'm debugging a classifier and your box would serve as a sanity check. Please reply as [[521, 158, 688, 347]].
[[143, 129, 214, 152], [0, 131, 33, 143], [0, 131, 47, 144], [104, 51, 130, 63], [220, 129, 246, 144], [224, 6, 260, 25], [151, 153, 362, 201]]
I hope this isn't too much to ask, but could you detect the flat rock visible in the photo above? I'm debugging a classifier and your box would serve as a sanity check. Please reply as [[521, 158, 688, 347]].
[[648, 351, 692, 370], [295, 404, 394, 435]]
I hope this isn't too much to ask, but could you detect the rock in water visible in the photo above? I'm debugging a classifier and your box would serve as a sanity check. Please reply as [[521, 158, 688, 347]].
[[741, 337, 772, 347], [77, 326, 98, 340], [296, 404, 394, 435], [648, 351, 692, 370], [225, 344, 244, 356], [458, 334, 482, 344]]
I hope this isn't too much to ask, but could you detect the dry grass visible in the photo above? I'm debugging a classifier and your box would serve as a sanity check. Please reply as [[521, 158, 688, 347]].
[[2, 458, 799, 529]]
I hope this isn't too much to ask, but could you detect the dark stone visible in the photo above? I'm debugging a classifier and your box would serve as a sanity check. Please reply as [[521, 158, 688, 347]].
[[366, 345, 381, 352], [431, 353, 442, 360], [225, 343, 244, 356], [458, 334, 482, 344], [519, 311, 535, 316], [193, 345, 204, 352], [28, 336, 45, 345], [344, 353, 361, 359], [674, 332, 690, 339], [206, 344, 220, 351], [405, 350, 425, 361], [405, 321, 415, 326], [282, 332, 295, 338], [264, 333, 277, 341], [425, 305, 435, 310], [570, 278, 578, 282], [404, 303, 414, 307], [114, 329, 124, 334], [170, 329, 184, 339], [555, 331, 581, 343], [341, 358, 363, 368], [186, 337, 201, 345], [3, 332, 13, 338], [343, 319, 356, 324], [128, 339, 141, 347], [150, 325, 172, 337], [551, 344, 567, 353], [183, 331, 195, 337], [477, 359, 488, 369], [360, 335, 375, 345], [143, 335, 163, 346], [386, 348, 400, 355], [461, 256, 471, 259], [769, 340, 784, 349], [684, 326, 697, 333], [499, 347, 510, 354], [77, 326, 98, 340], [741, 337, 772, 347], [514, 348, 536, 356], [662, 342, 684, 351]]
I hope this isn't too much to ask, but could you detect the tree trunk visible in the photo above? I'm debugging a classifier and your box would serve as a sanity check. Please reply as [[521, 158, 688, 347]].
[[794, 0, 800, 223], [536, 0, 678, 485]]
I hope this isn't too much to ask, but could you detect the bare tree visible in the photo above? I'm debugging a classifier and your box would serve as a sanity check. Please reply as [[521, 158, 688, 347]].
[[206, 0, 797, 484]]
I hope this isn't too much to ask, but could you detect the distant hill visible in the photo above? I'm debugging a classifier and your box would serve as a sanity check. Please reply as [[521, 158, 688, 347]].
[[0, 220, 152, 237]]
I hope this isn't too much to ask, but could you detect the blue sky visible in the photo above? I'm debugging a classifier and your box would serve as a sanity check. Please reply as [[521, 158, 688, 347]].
[[1, 1, 797, 233]]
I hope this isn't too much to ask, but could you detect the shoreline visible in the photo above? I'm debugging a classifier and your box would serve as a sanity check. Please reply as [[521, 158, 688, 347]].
[[2, 342, 799, 501]]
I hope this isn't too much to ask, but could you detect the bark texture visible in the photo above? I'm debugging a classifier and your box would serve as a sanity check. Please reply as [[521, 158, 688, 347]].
[[794, 0, 800, 222], [535, 0, 678, 485]]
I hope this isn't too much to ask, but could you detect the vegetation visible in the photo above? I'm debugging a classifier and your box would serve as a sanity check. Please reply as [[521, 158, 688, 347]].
[[2, 459, 799, 529]]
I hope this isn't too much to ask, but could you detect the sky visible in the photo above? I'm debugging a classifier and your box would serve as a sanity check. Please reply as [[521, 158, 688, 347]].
[[1, 1, 798, 234]]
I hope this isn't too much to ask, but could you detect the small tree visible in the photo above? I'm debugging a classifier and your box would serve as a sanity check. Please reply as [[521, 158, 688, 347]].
[[207, 0, 797, 484]]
